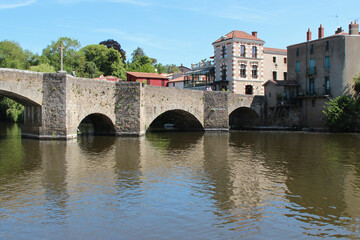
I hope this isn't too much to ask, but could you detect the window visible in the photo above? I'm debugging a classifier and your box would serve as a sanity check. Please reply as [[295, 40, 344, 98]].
[[284, 58, 287, 64], [240, 45, 245, 57], [240, 64, 246, 78], [310, 44, 314, 55], [312, 99, 316, 107], [309, 78, 315, 95], [273, 56, 277, 63], [222, 46, 227, 58], [325, 77, 330, 95], [309, 58, 316, 74], [273, 71, 277, 81], [252, 65, 258, 79], [252, 46, 257, 58], [284, 72, 288, 81], [325, 41, 329, 51], [296, 61, 300, 73], [296, 48, 300, 56], [221, 65, 227, 81], [325, 56, 330, 70], [245, 85, 253, 95]]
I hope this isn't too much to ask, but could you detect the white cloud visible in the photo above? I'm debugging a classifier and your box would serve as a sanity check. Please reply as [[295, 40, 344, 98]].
[[0, 0, 36, 9], [94, 28, 189, 50], [55, 0, 151, 6]]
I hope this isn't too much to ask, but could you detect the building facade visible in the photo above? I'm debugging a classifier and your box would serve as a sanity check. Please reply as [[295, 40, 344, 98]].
[[287, 22, 360, 128], [212, 30, 287, 95], [126, 72, 169, 87]]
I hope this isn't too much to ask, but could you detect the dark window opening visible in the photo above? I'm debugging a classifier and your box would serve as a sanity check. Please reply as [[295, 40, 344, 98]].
[[245, 85, 253, 95]]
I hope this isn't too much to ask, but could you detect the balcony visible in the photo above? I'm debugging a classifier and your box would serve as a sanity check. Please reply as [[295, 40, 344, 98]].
[[307, 66, 317, 76], [298, 87, 331, 97]]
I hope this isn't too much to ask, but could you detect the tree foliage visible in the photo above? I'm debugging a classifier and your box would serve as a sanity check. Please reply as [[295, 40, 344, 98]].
[[29, 63, 56, 73], [80, 44, 126, 79], [0, 96, 24, 122], [42, 37, 83, 73], [100, 39, 126, 65], [0, 40, 30, 69]]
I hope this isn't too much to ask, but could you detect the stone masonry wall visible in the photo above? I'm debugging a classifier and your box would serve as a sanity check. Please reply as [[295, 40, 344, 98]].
[[0, 68, 43, 105], [203, 91, 229, 130], [114, 82, 142, 135], [142, 86, 204, 132], [66, 75, 117, 136], [41, 72, 67, 139]]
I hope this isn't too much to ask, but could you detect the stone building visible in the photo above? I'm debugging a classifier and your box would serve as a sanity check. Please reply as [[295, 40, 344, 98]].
[[287, 21, 360, 128], [212, 30, 287, 95]]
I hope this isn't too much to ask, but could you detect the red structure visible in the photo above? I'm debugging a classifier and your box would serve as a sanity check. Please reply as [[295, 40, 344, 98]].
[[126, 72, 169, 87]]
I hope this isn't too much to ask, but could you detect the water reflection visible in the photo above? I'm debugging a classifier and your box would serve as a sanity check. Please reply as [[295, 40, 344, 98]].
[[1, 123, 360, 239]]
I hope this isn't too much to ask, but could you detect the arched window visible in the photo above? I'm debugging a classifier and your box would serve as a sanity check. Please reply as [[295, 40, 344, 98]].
[[252, 65, 258, 79], [245, 85, 253, 95], [252, 46, 257, 58]]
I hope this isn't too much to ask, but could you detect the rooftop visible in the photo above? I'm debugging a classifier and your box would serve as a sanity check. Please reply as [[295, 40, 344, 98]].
[[213, 30, 264, 44], [126, 71, 169, 79]]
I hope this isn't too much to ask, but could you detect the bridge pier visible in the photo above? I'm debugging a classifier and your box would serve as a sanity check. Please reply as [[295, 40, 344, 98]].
[[203, 91, 229, 131]]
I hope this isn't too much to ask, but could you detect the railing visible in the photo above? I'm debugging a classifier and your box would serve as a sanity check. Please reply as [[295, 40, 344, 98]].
[[307, 66, 317, 75], [298, 87, 331, 97]]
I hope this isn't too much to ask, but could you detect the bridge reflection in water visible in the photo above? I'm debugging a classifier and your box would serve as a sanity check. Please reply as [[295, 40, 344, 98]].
[[0, 123, 360, 239]]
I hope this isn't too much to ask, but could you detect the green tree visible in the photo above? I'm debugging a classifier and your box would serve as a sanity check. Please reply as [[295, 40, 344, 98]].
[[0, 40, 29, 69], [166, 64, 180, 73], [131, 47, 145, 60], [42, 37, 82, 73], [0, 96, 24, 122], [81, 44, 126, 79], [99, 39, 126, 65], [154, 63, 167, 74], [323, 95, 358, 132], [126, 55, 155, 73], [29, 63, 56, 73]]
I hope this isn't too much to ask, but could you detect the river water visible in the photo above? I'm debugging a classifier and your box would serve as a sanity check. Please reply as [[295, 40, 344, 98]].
[[0, 123, 360, 239]]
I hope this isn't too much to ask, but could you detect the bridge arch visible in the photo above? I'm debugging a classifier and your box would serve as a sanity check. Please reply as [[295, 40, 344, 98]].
[[148, 109, 204, 132], [77, 113, 116, 136], [229, 107, 260, 130]]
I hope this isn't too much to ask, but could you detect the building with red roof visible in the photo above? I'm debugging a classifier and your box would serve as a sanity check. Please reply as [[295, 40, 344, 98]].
[[212, 30, 287, 95], [126, 72, 169, 87]]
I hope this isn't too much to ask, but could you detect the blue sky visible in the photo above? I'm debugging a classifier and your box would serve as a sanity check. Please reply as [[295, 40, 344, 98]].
[[0, 0, 359, 67]]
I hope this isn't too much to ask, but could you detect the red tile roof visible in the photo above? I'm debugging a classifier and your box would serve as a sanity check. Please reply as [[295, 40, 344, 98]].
[[126, 72, 169, 79], [94, 75, 122, 82], [168, 76, 185, 83], [213, 30, 264, 43], [263, 80, 299, 86], [263, 47, 287, 53]]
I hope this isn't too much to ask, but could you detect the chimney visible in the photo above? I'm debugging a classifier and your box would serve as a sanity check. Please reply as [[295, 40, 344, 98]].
[[318, 24, 324, 39], [252, 31, 258, 38], [349, 21, 359, 35], [307, 28, 312, 41], [335, 26, 344, 34]]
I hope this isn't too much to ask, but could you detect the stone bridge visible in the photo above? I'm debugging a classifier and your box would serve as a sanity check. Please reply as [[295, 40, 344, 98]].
[[0, 68, 265, 139]]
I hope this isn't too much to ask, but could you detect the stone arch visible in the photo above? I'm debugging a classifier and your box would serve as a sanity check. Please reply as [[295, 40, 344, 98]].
[[77, 113, 116, 136], [0, 89, 42, 138], [229, 107, 260, 130], [148, 109, 204, 132]]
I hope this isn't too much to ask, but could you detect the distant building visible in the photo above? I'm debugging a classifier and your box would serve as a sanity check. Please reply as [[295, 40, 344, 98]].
[[212, 30, 287, 94], [94, 75, 123, 82], [126, 72, 169, 87], [167, 76, 185, 88], [184, 60, 215, 90], [287, 22, 360, 128], [178, 64, 191, 73]]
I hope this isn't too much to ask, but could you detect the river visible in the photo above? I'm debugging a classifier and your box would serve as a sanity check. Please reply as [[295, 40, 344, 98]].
[[0, 123, 360, 239]]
